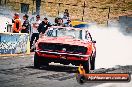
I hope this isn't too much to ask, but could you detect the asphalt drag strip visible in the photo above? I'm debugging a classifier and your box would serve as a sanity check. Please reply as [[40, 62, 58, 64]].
[[0, 55, 132, 87]]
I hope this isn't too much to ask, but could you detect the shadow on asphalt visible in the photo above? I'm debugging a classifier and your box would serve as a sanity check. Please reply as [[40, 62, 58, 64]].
[[25, 65, 78, 73]]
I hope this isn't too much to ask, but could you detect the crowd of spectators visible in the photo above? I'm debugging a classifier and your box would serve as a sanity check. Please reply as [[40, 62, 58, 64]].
[[11, 9, 72, 51]]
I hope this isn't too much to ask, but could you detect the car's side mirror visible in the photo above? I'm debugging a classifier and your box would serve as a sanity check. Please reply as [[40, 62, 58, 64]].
[[92, 40, 96, 43]]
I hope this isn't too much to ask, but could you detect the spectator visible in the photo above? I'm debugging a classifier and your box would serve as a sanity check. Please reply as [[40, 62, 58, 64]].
[[12, 13, 22, 33], [21, 14, 30, 33], [30, 15, 41, 49], [38, 17, 52, 34], [53, 17, 65, 27], [63, 9, 69, 19], [64, 19, 72, 27], [54, 17, 59, 24]]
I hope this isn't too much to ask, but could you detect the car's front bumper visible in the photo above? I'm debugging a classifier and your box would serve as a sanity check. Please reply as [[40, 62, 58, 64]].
[[35, 50, 89, 61]]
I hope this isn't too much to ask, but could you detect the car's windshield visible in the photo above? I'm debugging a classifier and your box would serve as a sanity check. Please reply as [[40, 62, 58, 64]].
[[45, 27, 91, 41]]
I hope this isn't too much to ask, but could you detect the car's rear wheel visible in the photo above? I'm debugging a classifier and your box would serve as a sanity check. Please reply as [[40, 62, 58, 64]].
[[34, 53, 41, 68], [83, 60, 90, 73]]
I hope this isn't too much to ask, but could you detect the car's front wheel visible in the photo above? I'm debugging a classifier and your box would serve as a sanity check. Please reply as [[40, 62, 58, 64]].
[[90, 56, 95, 70], [76, 74, 87, 84], [82, 60, 90, 73], [34, 52, 41, 68], [42, 59, 49, 66], [90, 51, 96, 70]]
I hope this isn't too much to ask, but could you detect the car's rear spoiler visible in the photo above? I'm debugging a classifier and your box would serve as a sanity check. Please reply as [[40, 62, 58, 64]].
[[35, 50, 89, 57]]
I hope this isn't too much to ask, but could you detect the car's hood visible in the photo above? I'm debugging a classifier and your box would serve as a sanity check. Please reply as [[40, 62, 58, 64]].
[[38, 36, 90, 47]]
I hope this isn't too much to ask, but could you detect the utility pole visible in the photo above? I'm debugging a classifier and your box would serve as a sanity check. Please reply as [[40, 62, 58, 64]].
[[107, 6, 110, 26], [57, 2, 63, 16], [82, 1, 86, 21]]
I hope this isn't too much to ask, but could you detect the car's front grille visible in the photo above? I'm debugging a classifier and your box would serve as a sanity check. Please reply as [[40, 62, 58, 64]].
[[38, 43, 87, 55]]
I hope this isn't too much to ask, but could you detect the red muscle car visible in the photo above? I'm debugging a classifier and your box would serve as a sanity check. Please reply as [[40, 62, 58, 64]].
[[34, 26, 96, 73]]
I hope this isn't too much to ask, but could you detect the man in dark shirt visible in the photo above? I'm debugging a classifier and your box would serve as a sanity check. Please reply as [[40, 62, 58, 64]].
[[21, 14, 30, 33], [38, 17, 52, 34]]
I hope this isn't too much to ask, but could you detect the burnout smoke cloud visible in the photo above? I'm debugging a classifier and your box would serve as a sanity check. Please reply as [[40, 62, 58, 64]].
[[88, 24, 132, 69]]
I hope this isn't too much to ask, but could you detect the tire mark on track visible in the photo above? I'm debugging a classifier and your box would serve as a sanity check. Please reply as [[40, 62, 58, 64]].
[[37, 73, 76, 81], [0, 66, 47, 76]]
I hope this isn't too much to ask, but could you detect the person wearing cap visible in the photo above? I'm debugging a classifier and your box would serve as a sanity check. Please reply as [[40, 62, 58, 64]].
[[63, 9, 69, 19], [64, 19, 72, 27], [30, 15, 41, 50], [21, 14, 30, 33], [37, 17, 52, 34], [12, 13, 22, 33]]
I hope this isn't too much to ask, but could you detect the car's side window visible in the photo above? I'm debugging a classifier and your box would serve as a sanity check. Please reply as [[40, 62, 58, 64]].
[[47, 28, 57, 37], [85, 31, 92, 41]]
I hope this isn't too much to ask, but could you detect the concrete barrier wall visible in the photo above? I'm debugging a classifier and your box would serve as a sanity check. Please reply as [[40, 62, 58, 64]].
[[0, 33, 30, 55]]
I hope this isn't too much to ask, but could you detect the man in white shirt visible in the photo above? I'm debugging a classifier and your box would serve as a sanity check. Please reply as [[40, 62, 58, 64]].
[[30, 15, 41, 50]]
